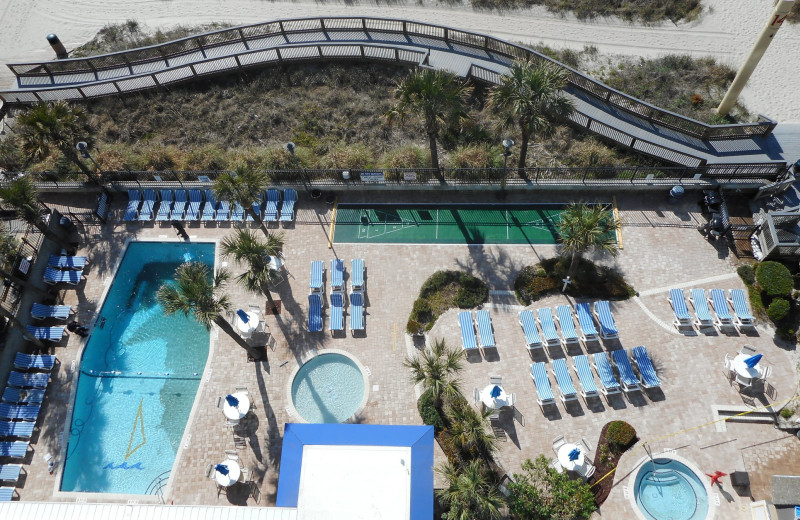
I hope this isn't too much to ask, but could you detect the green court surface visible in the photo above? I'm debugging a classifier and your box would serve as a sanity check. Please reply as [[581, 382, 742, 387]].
[[333, 204, 567, 245]]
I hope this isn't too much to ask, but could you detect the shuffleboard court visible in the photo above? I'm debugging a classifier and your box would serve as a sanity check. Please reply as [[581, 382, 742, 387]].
[[333, 204, 569, 245]]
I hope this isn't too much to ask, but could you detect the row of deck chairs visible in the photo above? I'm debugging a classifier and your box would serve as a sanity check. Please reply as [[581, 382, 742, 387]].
[[308, 259, 366, 335], [123, 188, 297, 223], [529, 346, 660, 410], [43, 254, 87, 285], [309, 259, 366, 293], [459, 310, 497, 352], [518, 301, 619, 351], [669, 288, 755, 331]]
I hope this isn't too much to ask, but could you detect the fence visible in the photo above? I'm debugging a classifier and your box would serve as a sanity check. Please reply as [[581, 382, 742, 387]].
[[0, 222, 43, 319]]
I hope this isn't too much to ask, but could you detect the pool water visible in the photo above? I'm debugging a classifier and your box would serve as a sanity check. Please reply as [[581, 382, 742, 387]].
[[61, 242, 214, 494], [635, 458, 709, 520], [291, 354, 365, 423]]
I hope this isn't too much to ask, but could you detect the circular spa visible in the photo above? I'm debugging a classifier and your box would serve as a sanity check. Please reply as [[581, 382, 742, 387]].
[[631, 456, 714, 520], [288, 350, 369, 423]]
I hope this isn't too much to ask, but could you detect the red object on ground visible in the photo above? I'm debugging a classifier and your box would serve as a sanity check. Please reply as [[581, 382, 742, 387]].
[[706, 471, 728, 486]]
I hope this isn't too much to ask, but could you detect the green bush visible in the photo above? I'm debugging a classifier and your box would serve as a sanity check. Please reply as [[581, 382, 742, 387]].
[[418, 389, 446, 433], [606, 421, 637, 449], [737, 264, 756, 286], [454, 273, 489, 308], [514, 257, 634, 305], [380, 145, 429, 169], [445, 144, 496, 168], [406, 318, 425, 336], [780, 407, 795, 419], [767, 298, 791, 322], [319, 142, 374, 169], [408, 271, 488, 332], [756, 261, 793, 297]]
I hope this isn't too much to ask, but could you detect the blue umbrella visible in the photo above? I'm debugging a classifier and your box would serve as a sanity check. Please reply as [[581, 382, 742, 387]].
[[744, 354, 762, 369], [226, 394, 239, 407], [568, 448, 581, 461], [215, 463, 229, 476], [490, 385, 502, 398], [236, 309, 249, 322]]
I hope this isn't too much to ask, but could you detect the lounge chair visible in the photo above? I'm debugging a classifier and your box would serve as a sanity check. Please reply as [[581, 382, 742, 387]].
[[351, 259, 365, 292], [571, 355, 600, 402], [170, 190, 188, 220], [708, 289, 733, 326], [13, 353, 56, 371], [264, 189, 280, 222], [231, 202, 245, 222], [31, 303, 71, 321], [575, 303, 599, 342], [48, 255, 87, 270], [331, 259, 344, 291], [155, 190, 174, 221], [7, 371, 49, 389], [2, 388, 46, 405], [185, 189, 203, 221], [310, 261, 324, 292], [519, 310, 542, 350], [250, 192, 264, 221], [330, 293, 344, 334], [475, 310, 496, 350], [551, 358, 579, 403], [0, 464, 23, 483], [610, 349, 641, 392], [591, 352, 621, 402], [0, 486, 15, 502], [0, 404, 41, 421], [0, 441, 29, 459], [593, 301, 619, 339], [728, 289, 755, 328], [536, 308, 561, 347], [123, 189, 141, 221], [458, 311, 478, 352], [201, 190, 217, 222], [668, 289, 693, 329], [308, 293, 323, 332], [43, 267, 82, 285], [631, 346, 661, 389], [137, 189, 156, 221], [350, 292, 365, 333], [280, 189, 296, 222], [529, 362, 556, 409], [689, 288, 714, 328], [216, 200, 231, 221], [26, 326, 65, 342], [556, 305, 580, 346]]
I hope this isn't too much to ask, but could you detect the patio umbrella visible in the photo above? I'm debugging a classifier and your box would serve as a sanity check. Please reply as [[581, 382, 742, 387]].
[[215, 463, 229, 475], [226, 394, 239, 407], [568, 448, 580, 461], [490, 385, 502, 398], [236, 309, 250, 323], [744, 354, 762, 368]]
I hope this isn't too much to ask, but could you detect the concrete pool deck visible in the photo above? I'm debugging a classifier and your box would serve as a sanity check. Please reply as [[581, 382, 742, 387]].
[[5, 189, 799, 519]]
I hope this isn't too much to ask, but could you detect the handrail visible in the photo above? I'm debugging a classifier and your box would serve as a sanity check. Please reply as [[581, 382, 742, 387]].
[[4, 16, 776, 141]]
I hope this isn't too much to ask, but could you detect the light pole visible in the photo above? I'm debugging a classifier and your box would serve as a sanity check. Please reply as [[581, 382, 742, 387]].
[[76, 141, 102, 184], [502, 139, 515, 185]]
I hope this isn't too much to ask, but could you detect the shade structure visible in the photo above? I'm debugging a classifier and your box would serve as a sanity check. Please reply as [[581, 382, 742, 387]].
[[226, 395, 239, 407], [490, 385, 502, 398], [215, 464, 229, 475], [568, 448, 580, 461], [744, 353, 762, 368]]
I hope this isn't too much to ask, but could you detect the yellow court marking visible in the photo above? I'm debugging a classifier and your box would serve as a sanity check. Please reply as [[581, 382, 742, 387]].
[[328, 197, 339, 249], [125, 398, 147, 460], [393, 322, 397, 351], [612, 196, 623, 250]]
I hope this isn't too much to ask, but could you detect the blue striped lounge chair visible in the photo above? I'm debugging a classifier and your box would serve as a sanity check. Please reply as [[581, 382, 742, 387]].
[[575, 303, 599, 342], [519, 310, 542, 350], [123, 189, 141, 221], [351, 259, 365, 292], [631, 346, 661, 389], [155, 190, 174, 221], [330, 293, 344, 334], [610, 349, 641, 392], [48, 255, 87, 270], [170, 190, 188, 220], [14, 353, 56, 371], [728, 289, 755, 328], [350, 292, 365, 334], [708, 289, 733, 326], [458, 311, 478, 352], [551, 358, 579, 403], [529, 362, 556, 410], [264, 189, 280, 222], [331, 259, 344, 292], [216, 200, 231, 221], [475, 310, 496, 350], [231, 201, 246, 222], [31, 303, 71, 321], [0, 486, 15, 502], [593, 301, 619, 339], [308, 293, 323, 332], [689, 288, 714, 328], [280, 189, 297, 222], [571, 355, 600, 402], [668, 289, 693, 329], [2, 387, 46, 405], [310, 261, 324, 292], [8, 371, 49, 389], [536, 308, 561, 347], [249, 192, 264, 222], [0, 403, 41, 421], [591, 352, 621, 402], [556, 305, 580, 346], [26, 326, 65, 342], [137, 189, 156, 221], [0, 441, 29, 459], [185, 189, 203, 220], [201, 190, 217, 222], [0, 464, 23, 483], [43, 267, 81, 285]]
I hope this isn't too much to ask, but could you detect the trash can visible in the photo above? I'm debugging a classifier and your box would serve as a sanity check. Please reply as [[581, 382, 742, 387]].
[[668, 185, 685, 204]]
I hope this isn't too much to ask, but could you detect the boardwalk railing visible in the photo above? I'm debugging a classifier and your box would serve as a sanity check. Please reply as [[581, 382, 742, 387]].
[[2, 17, 776, 141]]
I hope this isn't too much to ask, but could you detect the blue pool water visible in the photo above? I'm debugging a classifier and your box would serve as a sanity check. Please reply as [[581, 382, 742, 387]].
[[61, 242, 214, 494], [291, 354, 365, 423], [635, 458, 709, 520]]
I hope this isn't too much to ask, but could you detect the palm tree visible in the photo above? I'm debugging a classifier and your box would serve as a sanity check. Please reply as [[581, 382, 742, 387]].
[[221, 228, 285, 313], [489, 60, 575, 176], [447, 404, 498, 460], [0, 177, 70, 249], [436, 460, 504, 520], [557, 203, 620, 278], [213, 167, 269, 235], [404, 338, 463, 409], [387, 69, 473, 171], [16, 101, 96, 182], [156, 261, 263, 359]]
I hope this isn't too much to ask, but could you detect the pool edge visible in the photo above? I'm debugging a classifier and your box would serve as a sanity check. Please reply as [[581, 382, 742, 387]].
[[628, 453, 716, 520]]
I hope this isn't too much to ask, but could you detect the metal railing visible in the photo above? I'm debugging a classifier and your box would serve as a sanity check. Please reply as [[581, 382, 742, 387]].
[[3, 16, 776, 141]]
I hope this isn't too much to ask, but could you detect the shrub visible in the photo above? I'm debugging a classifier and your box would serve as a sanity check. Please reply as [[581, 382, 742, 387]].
[[179, 144, 228, 171], [756, 261, 793, 297], [780, 407, 795, 419], [454, 273, 489, 308], [690, 94, 704, 107], [408, 271, 488, 332], [568, 138, 619, 168], [514, 257, 634, 305], [319, 142, 374, 169], [418, 389, 446, 432], [737, 264, 756, 286], [606, 421, 636, 450], [406, 318, 425, 336], [767, 298, 791, 322], [380, 145, 429, 169], [446, 144, 496, 168]]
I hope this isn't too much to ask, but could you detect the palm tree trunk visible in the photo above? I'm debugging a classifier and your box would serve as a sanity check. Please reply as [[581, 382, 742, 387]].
[[213, 314, 264, 360], [517, 128, 530, 178], [0, 306, 46, 348], [264, 288, 279, 314], [567, 249, 580, 279], [33, 217, 70, 251], [61, 147, 99, 184], [427, 131, 440, 171]]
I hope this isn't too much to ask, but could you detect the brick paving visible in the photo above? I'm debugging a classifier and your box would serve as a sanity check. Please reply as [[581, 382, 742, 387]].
[[5, 189, 799, 519]]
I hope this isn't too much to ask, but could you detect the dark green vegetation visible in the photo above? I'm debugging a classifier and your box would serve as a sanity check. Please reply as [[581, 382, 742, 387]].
[[507, 456, 597, 520], [788, 2, 800, 24], [756, 261, 793, 297], [738, 261, 799, 341], [605, 420, 637, 449], [591, 421, 638, 505], [472, 0, 701, 24], [407, 271, 488, 334], [514, 257, 634, 305]]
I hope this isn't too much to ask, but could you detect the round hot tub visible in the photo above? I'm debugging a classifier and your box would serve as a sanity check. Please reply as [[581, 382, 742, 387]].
[[630, 455, 715, 520]]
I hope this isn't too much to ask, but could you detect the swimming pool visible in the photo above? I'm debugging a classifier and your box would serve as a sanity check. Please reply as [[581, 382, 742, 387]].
[[632, 457, 712, 520], [289, 352, 368, 423], [61, 242, 215, 495]]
